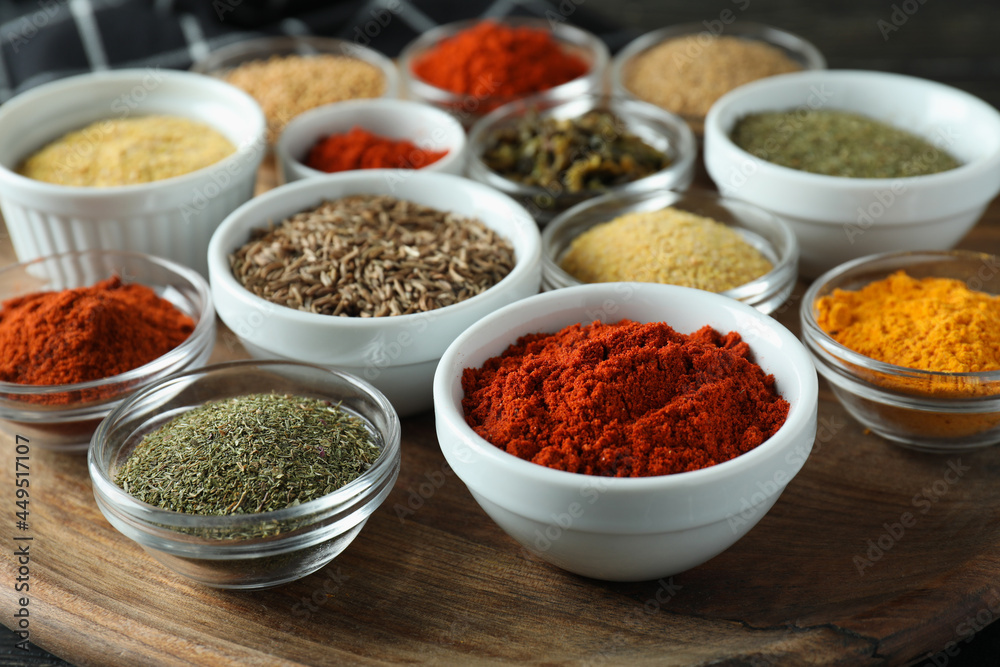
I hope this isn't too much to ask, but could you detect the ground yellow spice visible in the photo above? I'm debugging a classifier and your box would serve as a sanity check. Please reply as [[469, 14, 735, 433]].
[[18, 115, 235, 187], [559, 207, 773, 291], [624, 35, 801, 132], [815, 270, 1000, 373]]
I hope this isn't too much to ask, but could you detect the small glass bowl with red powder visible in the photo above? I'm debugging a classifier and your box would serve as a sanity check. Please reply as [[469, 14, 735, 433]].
[[0, 250, 216, 452], [399, 18, 610, 128], [275, 98, 467, 183], [432, 281, 818, 582]]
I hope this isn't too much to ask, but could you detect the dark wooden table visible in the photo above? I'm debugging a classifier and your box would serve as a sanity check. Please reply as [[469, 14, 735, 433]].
[[4, 1, 1000, 665]]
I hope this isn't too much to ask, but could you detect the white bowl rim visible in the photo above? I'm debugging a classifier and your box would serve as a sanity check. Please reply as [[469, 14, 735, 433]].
[[274, 97, 467, 178], [0, 68, 267, 197], [704, 69, 1000, 188], [208, 169, 542, 329], [0, 248, 215, 396], [800, 248, 1000, 383], [435, 281, 818, 490]]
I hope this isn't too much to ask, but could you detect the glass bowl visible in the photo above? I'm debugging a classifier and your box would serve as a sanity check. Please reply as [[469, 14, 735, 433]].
[[398, 17, 609, 128], [466, 93, 697, 226], [88, 360, 402, 589], [541, 188, 798, 314], [800, 249, 1000, 452], [191, 35, 399, 142], [611, 22, 825, 135], [0, 250, 215, 452]]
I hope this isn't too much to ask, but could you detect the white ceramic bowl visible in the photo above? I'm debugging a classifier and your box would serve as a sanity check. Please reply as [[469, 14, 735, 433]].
[[208, 170, 542, 417], [433, 282, 818, 582], [466, 93, 697, 225], [89, 360, 401, 589], [275, 98, 467, 183], [398, 17, 609, 128], [704, 69, 1000, 278], [0, 250, 215, 452], [0, 69, 267, 277]]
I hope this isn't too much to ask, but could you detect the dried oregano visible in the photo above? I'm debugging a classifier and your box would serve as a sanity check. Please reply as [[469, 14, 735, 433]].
[[115, 393, 380, 515]]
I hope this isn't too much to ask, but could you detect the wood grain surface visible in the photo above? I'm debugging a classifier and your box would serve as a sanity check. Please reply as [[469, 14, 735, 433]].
[[2, 142, 1000, 667]]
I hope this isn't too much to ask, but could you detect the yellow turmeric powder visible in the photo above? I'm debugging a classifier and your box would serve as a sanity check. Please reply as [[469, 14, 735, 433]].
[[815, 270, 1000, 373]]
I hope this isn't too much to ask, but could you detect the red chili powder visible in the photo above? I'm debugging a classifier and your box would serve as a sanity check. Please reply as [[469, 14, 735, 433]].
[[461, 319, 790, 477], [304, 126, 448, 173]]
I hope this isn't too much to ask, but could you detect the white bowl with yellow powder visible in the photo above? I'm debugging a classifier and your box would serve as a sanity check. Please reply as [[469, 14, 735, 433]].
[[801, 249, 1000, 452], [0, 69, 266, 277], [542, 188, 798, 314]]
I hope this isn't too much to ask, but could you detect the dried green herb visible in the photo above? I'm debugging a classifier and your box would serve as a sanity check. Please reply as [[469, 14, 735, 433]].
[[730, 109, 961, 178], [115, 393, 380, 516], [482, 110, 672, 192]]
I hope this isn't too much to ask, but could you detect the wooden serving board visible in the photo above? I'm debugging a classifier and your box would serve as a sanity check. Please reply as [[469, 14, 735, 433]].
[[3, 161, 1000, 666]]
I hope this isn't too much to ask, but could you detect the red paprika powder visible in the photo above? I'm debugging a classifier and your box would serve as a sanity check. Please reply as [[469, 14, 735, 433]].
[[304, 126, 448, 173], [412, 20, 589, 101], [0, 276, 194, 388], [462, 319, 789, 477]]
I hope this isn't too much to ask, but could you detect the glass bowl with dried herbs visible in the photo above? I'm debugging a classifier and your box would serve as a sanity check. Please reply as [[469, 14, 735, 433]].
[[0, 249, 216, 452], [704, 69, 1000, 278], [466, 93, 697, 225], [541, 188, 798, 315], [88, 360, 401, 589]]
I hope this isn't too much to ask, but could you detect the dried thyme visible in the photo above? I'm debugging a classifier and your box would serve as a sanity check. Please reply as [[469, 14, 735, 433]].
[[115, 393, 380, 516], [230, 194, 516, 317], [481, 110, 671, 192], [730, 109, 961, 178]]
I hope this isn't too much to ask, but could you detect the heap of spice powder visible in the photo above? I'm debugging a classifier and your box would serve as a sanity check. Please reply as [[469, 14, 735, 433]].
[[814, 270, 1000, 373], [0, 276, 194, 386], [412, 21, 588, 105], [304, 126, 448, 173], [462, 319, 790, 477], [560, 207, 773, 291], [481, 110, 671, 192], [115, 393, 380, 516], [624, 35, 801, 132], [224, 54, 386, 142], [18, 116, 235, 187], [731, 109, 962, 178], [230, 194, 516, 317]]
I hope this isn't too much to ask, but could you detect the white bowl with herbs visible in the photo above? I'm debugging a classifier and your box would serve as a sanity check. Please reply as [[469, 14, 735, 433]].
[[703, 69, 1000, 277], [207, 170, 543, 417], [89, 360, 401, 589]]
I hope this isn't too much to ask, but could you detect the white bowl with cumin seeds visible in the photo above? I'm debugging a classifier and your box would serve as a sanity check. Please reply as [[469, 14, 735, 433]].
[[611, 22, 825, 136], [541, 188, 798, 315], [191, 35, 399, 144], [207, 170, 542, 417], [0, 69, 266, 278], [275, 98, 467, 183], [703, 70, 1000, 278]]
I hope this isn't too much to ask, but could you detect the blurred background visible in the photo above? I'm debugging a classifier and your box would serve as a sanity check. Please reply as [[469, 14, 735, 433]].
[[1, 0, 998, 665]]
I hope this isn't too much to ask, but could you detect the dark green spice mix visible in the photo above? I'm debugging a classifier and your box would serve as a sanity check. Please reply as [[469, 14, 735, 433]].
[[730, 109, 961, 178], [481, 110, 672, 192], [115, 393, 380, 515]]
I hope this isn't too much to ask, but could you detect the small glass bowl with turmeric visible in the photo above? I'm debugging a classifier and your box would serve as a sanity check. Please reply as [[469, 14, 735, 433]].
[[801, 249, 1000, 452]]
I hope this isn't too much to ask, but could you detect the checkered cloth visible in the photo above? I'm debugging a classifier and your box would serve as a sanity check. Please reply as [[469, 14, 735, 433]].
[[0, 0, 634, 102]]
